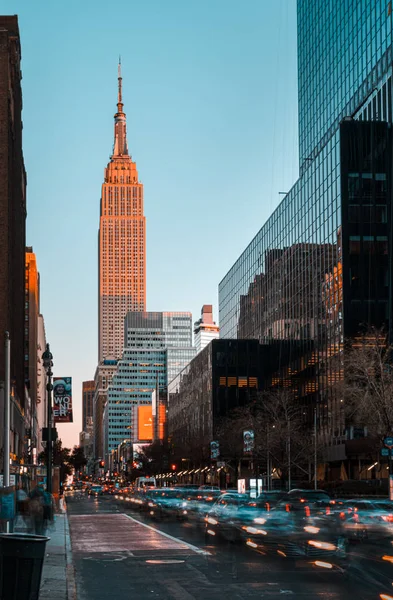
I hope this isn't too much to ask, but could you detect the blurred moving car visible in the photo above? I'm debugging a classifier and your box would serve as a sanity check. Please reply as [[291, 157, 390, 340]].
[[182, 490, 221, 525], [88, 485, 103, 497], [337, 499, 393, 541], [145, 488, 188, 519], [243, 492, 348, 573], [204, 493, 251, 542]]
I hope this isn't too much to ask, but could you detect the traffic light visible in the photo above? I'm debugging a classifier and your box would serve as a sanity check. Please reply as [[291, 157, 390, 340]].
[[171, 464, 177, 471], [99, 460, 105, 468]]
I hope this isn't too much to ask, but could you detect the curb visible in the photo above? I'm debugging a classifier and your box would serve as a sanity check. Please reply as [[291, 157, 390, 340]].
[[65, 509, 77, 600]]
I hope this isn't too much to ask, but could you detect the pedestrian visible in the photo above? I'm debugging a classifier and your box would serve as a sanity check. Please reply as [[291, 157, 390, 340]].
[[42, 489, 56, 531], [28, 485, 45, 535], [15, 482, 29, 530], [59, 493, 66, 514]]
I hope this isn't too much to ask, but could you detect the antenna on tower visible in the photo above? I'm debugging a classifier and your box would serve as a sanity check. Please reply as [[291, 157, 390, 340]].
[[117, 56, 122, 107]]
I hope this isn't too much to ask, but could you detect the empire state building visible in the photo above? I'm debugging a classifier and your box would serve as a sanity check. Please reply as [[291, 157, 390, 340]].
[[98, 64, 146, 362]]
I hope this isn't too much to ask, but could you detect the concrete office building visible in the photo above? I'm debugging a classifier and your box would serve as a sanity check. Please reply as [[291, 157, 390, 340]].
[[194, 305, 219, 354]]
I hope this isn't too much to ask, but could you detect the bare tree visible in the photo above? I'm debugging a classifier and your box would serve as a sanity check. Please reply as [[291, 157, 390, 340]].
[[343, 327, 393, 438], [215, 390, 320, 488]]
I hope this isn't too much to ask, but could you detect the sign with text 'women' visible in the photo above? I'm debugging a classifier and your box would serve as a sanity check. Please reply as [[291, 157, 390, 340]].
[[53, 377, 73, 423]]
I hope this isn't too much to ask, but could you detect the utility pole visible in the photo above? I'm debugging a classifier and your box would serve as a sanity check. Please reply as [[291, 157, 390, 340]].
[[42, 344, 53, 494], [4, 332, 10, 489], [288, 417, 291, 491], [266, 427, 270, 491], [314, 407, 317, 490]]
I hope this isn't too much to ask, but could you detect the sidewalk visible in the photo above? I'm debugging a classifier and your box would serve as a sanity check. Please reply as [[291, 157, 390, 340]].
[[15, 512, 76, 600]]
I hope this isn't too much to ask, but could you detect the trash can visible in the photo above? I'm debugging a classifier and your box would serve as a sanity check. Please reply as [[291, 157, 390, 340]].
[[0, 533, 49, 600]]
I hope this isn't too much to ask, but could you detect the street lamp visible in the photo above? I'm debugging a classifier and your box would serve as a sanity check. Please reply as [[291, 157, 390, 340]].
[[42, 343, 53, 494]]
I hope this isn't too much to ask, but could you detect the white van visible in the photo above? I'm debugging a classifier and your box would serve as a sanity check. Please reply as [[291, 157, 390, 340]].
[[134, 476, 157, 489]]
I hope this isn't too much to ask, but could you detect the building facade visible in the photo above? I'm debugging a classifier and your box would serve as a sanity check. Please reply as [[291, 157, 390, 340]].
[[36, 314, 46, 452], [25, 248, 40, 462], [94, 64, 146, 464], [82, 380, 94, 432], [0, 16, 26, 463], [194, 305, 219, 354], [98, 63, 146, 363], [93, 361, 117, 464], [124, 312, 195, 385], [103, 312, 195, 465], [168, 339, 262, 462], [80, 416, 94, 473], [219, 0, 393, 467]]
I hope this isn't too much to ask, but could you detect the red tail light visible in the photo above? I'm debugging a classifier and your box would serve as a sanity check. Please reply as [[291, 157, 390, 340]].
[[382, 515, 393, 523], [305, 506, 310, 517]]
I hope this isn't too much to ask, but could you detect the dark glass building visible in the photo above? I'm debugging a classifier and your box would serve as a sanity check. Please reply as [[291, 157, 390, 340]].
[[168, 340, 261, 462], [219, 1, 393, 468], [167, 338, 312, 462]]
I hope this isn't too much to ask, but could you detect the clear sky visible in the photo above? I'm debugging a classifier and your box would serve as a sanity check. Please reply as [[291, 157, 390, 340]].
[[4, 0, 298, 448]]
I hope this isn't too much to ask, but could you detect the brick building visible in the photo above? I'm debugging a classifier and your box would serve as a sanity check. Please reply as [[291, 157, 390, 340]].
[[0, 16, 27, 461]]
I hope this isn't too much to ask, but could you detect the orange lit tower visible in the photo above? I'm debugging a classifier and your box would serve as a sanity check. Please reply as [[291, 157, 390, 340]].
[[98, 62, 146, 361]]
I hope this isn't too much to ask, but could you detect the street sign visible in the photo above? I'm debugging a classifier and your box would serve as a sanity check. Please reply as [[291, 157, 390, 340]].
[[217, 461, 226, 468], [384, 437, 393, 448], [381, 448, 390, 456]]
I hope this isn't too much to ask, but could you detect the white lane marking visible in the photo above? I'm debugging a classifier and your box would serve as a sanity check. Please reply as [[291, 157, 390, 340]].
[[123, 514, 211, 556]]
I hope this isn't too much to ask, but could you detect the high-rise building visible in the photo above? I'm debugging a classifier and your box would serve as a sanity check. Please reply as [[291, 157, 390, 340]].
[[218, 1, 393, 475], [82, 380, 94, 432], [25, 248, 40, 460], [124, 312, 196, 385], [0, 16, 26, 462], [194, 305, 219, 354], [98, 63, 146, 362], [103, 312, 195, 464], [297, 0, 392, 173], [93, 360, 117, 463], [94, 64, 146, 465], [36, 314, 46, 452]]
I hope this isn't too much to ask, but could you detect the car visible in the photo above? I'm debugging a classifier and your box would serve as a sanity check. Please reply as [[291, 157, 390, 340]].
[[88, 485, 103, 497], [243, 498, 348, 573], [337, 499, 393, 542], [204, 493, 251, 542], [145, 488, 188, 520], [181, 489, 221, 525], [198, 485, 220, 491], [174, 484, 199, 489]]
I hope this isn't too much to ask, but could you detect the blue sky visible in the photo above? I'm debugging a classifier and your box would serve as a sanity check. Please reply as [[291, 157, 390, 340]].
[[4, 0, 298, 447]]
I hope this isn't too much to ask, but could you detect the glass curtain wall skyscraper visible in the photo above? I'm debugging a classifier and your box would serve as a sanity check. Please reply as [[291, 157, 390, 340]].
[[219, 1, 393, 470], [104, 312, 195, 464]]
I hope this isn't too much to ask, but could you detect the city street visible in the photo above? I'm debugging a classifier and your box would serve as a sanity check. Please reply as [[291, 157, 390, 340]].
[[66, 492, 393, 599]]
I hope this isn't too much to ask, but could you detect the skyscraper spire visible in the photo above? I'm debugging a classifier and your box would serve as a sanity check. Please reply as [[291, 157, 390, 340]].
[[117, 56, 123, 113], [112, 57, 128, 157]]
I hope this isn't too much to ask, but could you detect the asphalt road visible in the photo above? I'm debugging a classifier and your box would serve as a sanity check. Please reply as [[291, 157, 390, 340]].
[[66, 492, 393, 600]]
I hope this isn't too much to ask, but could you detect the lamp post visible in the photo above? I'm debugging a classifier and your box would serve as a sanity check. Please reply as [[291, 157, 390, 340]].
[[42, 343, 53, 494]]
